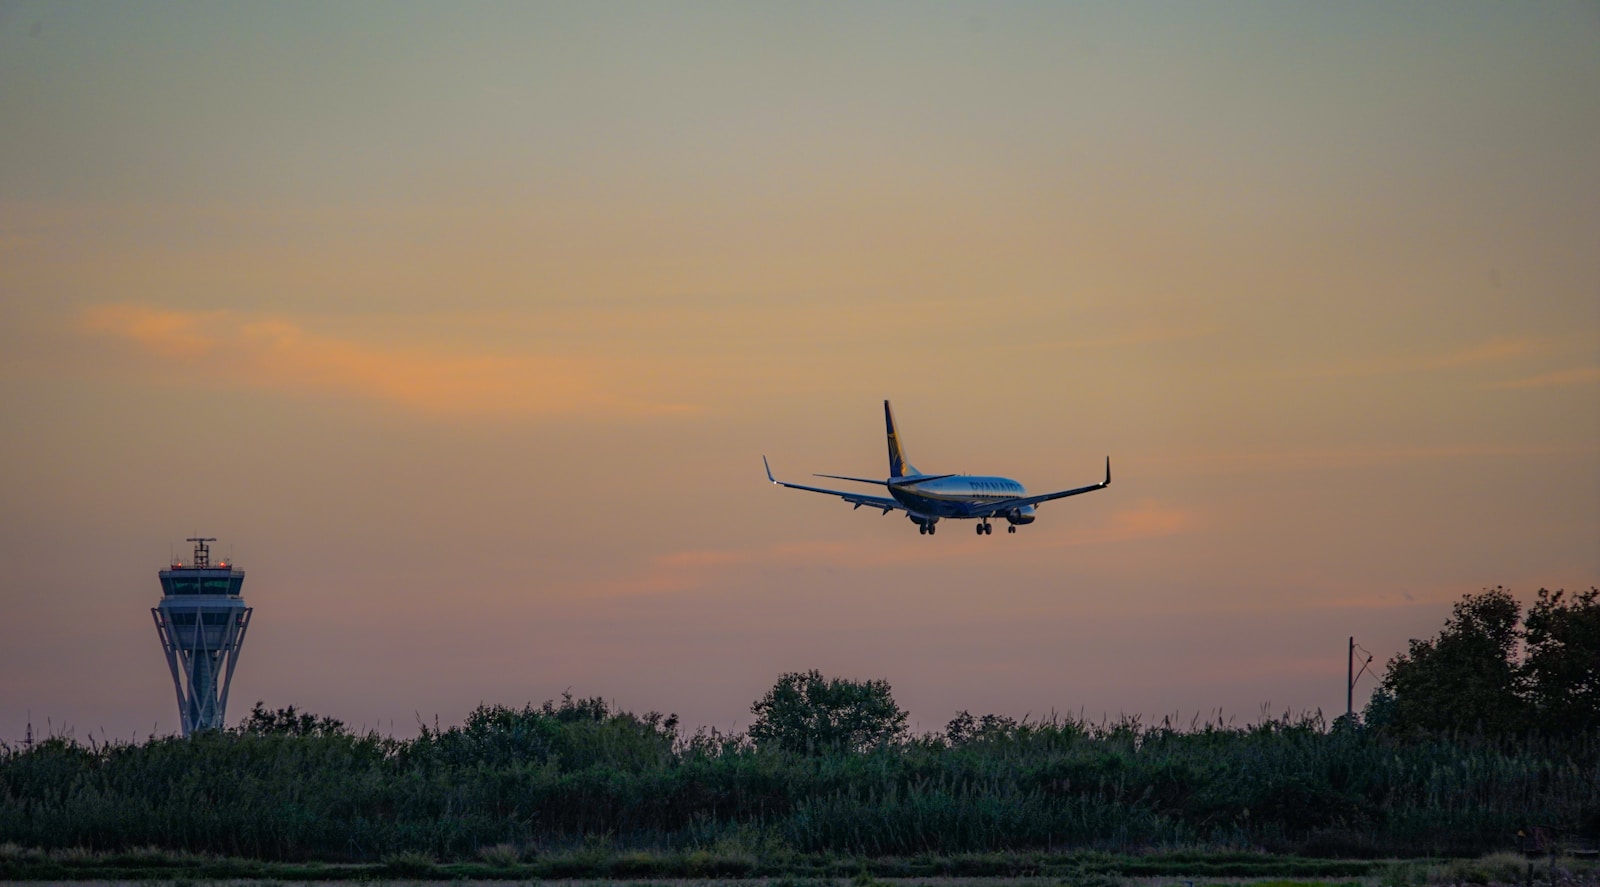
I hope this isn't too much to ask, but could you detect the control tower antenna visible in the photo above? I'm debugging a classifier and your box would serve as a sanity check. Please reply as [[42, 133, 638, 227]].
[[152, 537, 252, 736], [186, 537, 216, 569]]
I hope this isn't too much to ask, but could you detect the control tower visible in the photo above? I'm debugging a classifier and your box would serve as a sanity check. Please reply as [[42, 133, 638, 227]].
[[151, 537, 253, 736]]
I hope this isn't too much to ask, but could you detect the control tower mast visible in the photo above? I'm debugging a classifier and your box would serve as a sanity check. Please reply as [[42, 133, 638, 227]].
[[152, 537, 253, 736]]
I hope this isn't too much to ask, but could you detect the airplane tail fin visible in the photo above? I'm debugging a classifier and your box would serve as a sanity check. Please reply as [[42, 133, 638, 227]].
[[884, 399, 919, 478]]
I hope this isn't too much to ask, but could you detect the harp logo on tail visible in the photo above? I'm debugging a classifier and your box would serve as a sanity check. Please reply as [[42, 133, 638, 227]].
[[884, 400, 918, 478]]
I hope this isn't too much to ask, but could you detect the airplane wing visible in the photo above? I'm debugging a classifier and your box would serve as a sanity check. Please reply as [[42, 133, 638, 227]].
[[967, 457, 1111, 517], [765, 457, 905, 513]]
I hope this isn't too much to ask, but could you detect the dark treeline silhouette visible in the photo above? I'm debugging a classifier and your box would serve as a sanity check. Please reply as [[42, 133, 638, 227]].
[[1365, 587, 1600, 736], [1, 589, 1596, 862]]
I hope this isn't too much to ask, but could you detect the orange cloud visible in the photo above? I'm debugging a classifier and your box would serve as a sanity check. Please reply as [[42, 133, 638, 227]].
[[1154, 442, 1598, 476], [1313, 337, 1543, 378], [1050, 501, 1194, 546], [591, 540, 871, 597], [583, 502, 1197, 598], [77, 303, 698, 417], [1032, 325, 1218, 351], [1490, 366, 1600, 390]]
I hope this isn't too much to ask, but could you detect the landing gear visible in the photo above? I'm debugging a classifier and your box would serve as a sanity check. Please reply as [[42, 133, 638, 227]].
[[976, 522, 993, 535], [919, 524, 927, 535], [1007, 525, 1016, 534]]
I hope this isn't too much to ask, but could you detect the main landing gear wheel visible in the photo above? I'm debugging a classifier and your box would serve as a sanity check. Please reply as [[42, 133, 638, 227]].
[[918, 524, 927, 535], [1007, 525, 1016, 534], [976, 522, 993, 535]]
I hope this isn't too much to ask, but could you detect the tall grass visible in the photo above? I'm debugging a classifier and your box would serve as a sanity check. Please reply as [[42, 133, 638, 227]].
[[2, 701, 1594, 861]]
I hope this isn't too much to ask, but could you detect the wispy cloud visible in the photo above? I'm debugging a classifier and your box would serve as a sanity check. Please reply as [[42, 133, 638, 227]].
[[1313, 338, 1543, 378], [1149, 443, 1597, 476], [1046, 501, 1193, 547], [1489, 366, 1600, 390], [1031, 326, 1218, 351], [585, 502, 1197, 598], [77, 303, 699, 417]]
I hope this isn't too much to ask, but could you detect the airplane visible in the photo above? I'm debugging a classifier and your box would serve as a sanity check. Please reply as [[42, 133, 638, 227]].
[[763, 400, 1110, 536]]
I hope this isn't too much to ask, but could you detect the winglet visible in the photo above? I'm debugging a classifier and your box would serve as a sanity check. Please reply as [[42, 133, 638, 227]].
[[1104, 456, 1112, 487], [763, 455, 777, 484]]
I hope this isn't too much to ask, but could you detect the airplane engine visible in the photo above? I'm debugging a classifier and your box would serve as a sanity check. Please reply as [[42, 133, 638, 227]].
[[1005, 506, 1037, 525]]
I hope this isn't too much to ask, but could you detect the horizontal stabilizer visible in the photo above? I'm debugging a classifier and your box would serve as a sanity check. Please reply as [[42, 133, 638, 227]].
[[764, 456, 905, 514], [892, 473, 957, 485], [814, 473, 890, 486]]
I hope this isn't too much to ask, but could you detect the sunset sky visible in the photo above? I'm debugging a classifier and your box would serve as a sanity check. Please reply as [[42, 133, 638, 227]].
[[2, 1, 1596, 743]]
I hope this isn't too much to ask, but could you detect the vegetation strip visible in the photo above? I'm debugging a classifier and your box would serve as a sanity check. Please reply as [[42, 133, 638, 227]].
[[0, 849, 1392, 881], [2, 591, 1594, 862]]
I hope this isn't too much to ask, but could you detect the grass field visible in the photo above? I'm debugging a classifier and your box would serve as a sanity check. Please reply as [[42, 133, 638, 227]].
[[0, 845, 1596, 885]]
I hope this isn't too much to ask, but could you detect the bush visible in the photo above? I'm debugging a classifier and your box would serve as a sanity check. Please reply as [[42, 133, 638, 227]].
[[2, 690, 1596, 860]]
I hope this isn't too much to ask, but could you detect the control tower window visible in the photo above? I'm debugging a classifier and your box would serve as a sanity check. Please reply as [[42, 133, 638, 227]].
[[167, 612, 232, 626], [160, 576, 241, 595]]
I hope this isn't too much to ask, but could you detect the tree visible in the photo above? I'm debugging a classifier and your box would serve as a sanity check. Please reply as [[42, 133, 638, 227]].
[[237, 701, 348, 737], [428, 694, 680, 772], [1366, 588, 1529, 734], [1522, 587, 1600, 734], [944, 710, 1019, 745], [749, 670, 907, 755]]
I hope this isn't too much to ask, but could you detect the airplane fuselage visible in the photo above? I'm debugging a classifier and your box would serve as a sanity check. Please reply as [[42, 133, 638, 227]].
[[889, 475, 1035, 523]]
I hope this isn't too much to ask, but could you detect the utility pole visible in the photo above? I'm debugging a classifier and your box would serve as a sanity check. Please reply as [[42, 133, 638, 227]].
[[1347, 637, 1353, 720]]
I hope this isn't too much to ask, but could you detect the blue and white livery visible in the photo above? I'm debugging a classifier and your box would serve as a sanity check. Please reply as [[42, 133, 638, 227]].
[[764, 400, 1110, 536]]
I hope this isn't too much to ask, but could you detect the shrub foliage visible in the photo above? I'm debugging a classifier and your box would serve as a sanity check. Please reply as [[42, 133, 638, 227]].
[[3, 593, 1596, 862], [2, 692, 1595, 860]]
